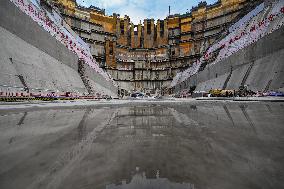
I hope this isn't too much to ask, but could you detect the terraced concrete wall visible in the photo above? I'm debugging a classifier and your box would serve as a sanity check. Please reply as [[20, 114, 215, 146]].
[[175, 26, 284, 93]]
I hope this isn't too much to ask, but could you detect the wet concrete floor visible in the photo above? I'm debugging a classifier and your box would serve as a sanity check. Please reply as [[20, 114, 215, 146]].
[[0, 101, 284, 189]]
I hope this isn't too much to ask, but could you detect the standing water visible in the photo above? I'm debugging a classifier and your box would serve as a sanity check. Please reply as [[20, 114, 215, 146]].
[[0, 101, 283, 189]]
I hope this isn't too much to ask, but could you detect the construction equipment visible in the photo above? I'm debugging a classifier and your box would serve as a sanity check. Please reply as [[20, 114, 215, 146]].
[[209, 89, 235, 97], [237, 85, 256, 97]]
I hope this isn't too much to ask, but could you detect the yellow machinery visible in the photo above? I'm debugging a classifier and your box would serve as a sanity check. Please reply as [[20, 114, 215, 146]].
[[209, 89, 235, 97]]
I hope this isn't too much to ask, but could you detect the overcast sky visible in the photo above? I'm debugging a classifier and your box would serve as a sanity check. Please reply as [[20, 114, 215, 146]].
[[77, 0, 218, 24]]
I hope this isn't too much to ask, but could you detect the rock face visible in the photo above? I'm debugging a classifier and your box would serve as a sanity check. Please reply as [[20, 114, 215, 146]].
[[0, 0, 117, 97]]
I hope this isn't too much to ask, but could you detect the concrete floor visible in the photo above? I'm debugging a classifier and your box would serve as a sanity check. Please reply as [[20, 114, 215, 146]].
[[0, 101, 284, 189]]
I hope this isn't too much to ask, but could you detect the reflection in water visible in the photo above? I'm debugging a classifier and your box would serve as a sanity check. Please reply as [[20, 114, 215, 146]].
[[17, 112, 27, 126], [0, 102, 284, 189], [223, 105, 235, 127], [77, 108, 92, 141], [106, 168, 195, 189], [239, 104, 256, 132]]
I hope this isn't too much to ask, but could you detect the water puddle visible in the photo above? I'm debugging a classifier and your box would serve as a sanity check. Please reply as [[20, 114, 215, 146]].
[[0, 102, 283, 189]]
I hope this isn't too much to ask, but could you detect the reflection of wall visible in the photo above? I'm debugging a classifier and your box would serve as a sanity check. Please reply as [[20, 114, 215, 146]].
[[56, 103, 284, 189], [106, 171, 195, 189]]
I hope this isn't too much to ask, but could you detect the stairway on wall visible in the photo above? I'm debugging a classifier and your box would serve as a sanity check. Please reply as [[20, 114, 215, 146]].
[[78, 60, 95, 95], [241, 62, 255, 86]]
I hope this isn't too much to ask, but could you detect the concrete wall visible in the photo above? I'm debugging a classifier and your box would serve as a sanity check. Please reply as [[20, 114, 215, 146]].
[[0, 0, 78, 70], [0, 0, 117, 96], [0, 26, 87, 94], [176, 26, 284, 93], [82, 64, 118, 97]]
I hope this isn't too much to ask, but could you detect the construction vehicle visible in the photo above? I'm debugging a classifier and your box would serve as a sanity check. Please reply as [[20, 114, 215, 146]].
[[209, 89, 235, 97], [209, 89, 222, 97]]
